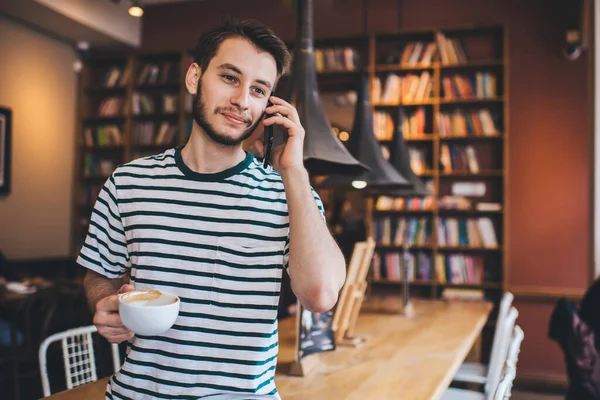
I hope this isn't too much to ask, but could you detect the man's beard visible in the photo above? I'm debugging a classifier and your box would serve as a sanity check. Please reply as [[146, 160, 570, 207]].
[[192, 80, 263, 146]]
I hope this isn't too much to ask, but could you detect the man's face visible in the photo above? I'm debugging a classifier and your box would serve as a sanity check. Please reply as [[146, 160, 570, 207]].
[[191, 38, 278, 146]]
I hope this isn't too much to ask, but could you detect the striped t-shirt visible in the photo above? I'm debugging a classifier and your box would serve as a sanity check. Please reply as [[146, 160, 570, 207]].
[[77, 147, 324, 399]]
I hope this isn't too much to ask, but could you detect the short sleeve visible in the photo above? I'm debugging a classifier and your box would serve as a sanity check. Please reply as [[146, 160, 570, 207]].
[[76, 173, 130, 278], [283, 187, 326, 270]]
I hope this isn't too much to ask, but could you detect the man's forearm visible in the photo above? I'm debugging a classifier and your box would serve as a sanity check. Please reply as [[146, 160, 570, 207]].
[[281, 166, 346, 313], [83, 270, 124, 313]]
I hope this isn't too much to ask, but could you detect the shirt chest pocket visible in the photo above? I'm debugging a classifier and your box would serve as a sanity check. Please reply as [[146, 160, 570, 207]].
[[211, 238, 284, 310]]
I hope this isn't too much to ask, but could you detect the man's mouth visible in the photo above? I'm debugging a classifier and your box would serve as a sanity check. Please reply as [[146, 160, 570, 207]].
[[221, 112, 247, 125]]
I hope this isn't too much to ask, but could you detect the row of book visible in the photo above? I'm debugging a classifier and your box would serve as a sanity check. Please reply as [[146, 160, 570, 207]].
[[83, 155, 116, 178], [82, 125, 122, 147], [373, 72, 433, 104], [97, 97, 125, 117], [399, 107, 428, 138], [394, 41, 438, 67], [436, 32, 469, 65], [99, 61, 180, 87], [102, 66, 129, 88], [381, 33, 470, 68], [132, 93, 178, 115], [373, 107, 429, 140], [408, 147, 429, 174], [375, 195, 435, 211], [371, 251, 432, 281], [370, 252, 497, 286], [438, 217, 498, 248], [132, 122, 179, 145], [439, 143, 480, 173], [442, 72, 498, 99], [374, 194, 502, 213], [438, 108, 499, 137], [77, 183, 103, 208], [373, 217, 432, 247], [436, 253, 485, 284], [373, 112, 395, 141], [314, 47, 359, 72], [136, 62, 179, 85], [372, 217, 499, 248]]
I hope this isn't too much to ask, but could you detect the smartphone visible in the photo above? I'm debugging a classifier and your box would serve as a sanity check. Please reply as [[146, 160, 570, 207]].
[[262, 99, 287, 168], [263, 100, 275, 168]]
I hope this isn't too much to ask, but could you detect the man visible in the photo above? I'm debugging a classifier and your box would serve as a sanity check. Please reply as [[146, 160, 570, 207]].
[[78, 20, 347, 399]]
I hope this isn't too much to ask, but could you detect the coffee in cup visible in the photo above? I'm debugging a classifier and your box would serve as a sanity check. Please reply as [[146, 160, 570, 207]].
[[118, 289, 180, 336]]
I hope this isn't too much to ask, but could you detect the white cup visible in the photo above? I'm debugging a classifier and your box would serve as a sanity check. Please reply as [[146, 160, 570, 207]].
[[118, 289, 180, 336]]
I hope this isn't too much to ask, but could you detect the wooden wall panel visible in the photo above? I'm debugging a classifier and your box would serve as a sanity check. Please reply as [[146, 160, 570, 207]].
[[313, 0, 365, 39], [365, 0, 400, 34], [513, 301, 567, 377], [142, 0, 296, 51]]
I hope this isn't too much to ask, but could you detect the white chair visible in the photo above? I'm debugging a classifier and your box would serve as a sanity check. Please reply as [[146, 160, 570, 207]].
[[453, 292, 514, 386], [38, 325, 121, 397], [441, 306, 519, 400], [505, 325, 524, 369], [491, 326, 524, 400], [493, 365, 517, 400]]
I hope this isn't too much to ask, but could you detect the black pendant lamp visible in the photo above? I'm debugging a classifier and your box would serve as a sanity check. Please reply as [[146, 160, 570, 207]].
[[384, 109, 432, 197], [284, 0, 368, 176], [319, 73, 411, 190]]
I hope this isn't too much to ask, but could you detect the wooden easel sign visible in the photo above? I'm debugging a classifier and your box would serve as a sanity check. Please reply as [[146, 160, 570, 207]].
[[331, 238, 376, 347]]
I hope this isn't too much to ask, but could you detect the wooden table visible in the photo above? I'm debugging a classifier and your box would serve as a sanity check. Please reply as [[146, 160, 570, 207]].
[[47, 299, 491, 400]]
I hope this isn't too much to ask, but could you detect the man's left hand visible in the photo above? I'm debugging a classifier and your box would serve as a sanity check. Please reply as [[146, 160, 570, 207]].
[[261, 96, 305, 172]]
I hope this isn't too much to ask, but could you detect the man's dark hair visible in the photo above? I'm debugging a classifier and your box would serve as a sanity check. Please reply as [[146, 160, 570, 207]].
[[193, 19, 291, 81]]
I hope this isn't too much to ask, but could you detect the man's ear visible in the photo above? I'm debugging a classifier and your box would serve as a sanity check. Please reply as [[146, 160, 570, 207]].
[[185, 63, 201, 95]]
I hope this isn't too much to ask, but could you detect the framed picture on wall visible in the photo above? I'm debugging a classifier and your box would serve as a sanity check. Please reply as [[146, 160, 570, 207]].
[[0, 107, 11, 195]]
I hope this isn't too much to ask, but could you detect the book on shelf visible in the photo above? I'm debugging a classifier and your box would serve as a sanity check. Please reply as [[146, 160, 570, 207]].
[[373, 111, 394, 140], [375, 196, 434, 211], [437, 217, 499, 248], [373, 217, 432, 247], [83, 125, 122, 147], [314, 47, 358, 72], [437, 195, 503, 212], [475, 202, 502, 211], [438, 195, 472, 210], [83, 154, 116, 178], [132, 93, 178, 115], [435, 253, 484, 284], [136, 61, 179, 85], [77, 183, 104, 208], [442, 72, 497, 99], [371, 251, 432, 281], [439, 143, 480, 173], [102, 66, 129, 88], [96, 97, 125, 117], [438, 108, 498, 137], [408, 146, 429, 175], [398, 41, 437, 67], [436, 32, 468, 65], [400, 107, 427, 138], [133, 121, 179, 145], [373, 72, 433, 104]]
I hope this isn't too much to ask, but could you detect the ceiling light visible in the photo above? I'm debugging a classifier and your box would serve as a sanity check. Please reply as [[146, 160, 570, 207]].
[[128, 1, 144, 17]]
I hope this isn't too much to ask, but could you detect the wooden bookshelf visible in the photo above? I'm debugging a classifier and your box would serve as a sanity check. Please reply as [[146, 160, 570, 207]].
[[364, 26, 508, 320], [72, 50, 194, 256]]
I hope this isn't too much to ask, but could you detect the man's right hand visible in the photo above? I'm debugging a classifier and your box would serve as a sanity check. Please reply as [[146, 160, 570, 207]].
[[93, 284, 135, 344]]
